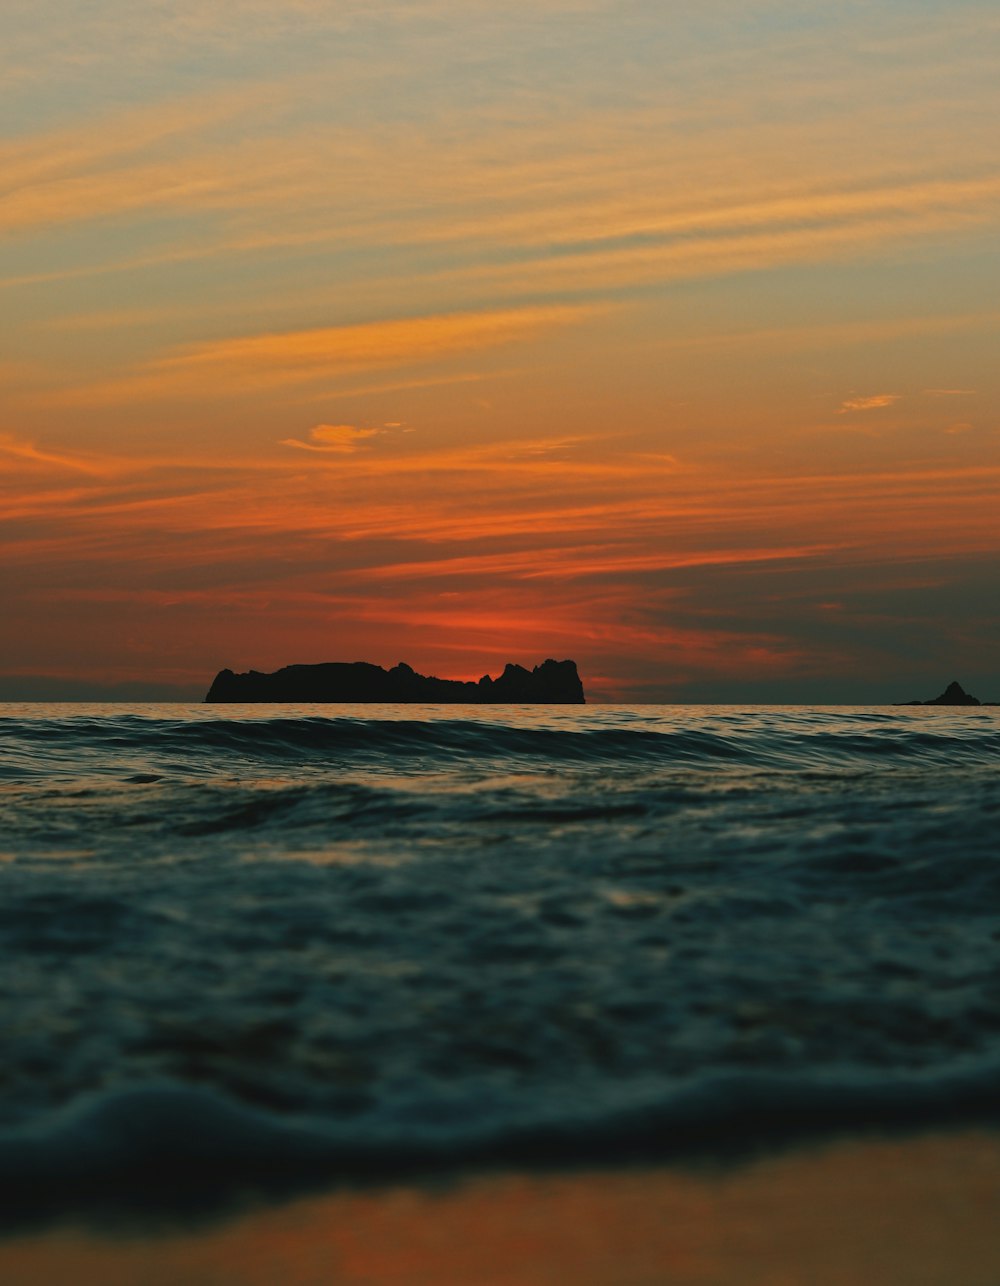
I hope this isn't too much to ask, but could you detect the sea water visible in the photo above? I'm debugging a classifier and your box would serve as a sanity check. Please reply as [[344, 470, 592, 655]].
[[1, 702, 999, 1226]]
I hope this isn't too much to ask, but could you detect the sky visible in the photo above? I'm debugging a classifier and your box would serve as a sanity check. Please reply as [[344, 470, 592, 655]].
[[2, 0, 998, 701]]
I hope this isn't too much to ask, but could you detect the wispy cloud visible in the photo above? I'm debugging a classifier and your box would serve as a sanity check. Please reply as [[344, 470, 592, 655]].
[[0, 432, 116, 477], [3, 27, 999, 312], [838, 394, 901, 413], [5, 421, 999, 690], [651, 312, 1000, 356], [44, 305, 599, 406]]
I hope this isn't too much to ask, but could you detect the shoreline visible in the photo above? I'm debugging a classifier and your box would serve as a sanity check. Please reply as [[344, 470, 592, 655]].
[[2, 1128, 999, 1285]]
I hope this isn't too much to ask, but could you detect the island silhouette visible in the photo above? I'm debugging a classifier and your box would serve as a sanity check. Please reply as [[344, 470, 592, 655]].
[[898, 680, 996, 706], [205, 658, 585, 703]]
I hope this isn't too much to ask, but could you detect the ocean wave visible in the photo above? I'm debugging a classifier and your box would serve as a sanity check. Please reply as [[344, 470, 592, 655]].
[[2, 707, 999, 781], [3, 702, 999, 1232], [4, 1064, 1000, 1228]]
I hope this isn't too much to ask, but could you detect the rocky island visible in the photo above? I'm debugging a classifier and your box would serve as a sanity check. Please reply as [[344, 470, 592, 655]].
[[897, 680, 996, 706], [205, 658, 585, 703]]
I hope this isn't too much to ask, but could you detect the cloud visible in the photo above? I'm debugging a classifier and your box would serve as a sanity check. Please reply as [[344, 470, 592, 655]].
[[838, 394, 901, 413], [10, 155, 998, 309], [652, 312, 1000, 356], [0, 88, 279, 236], [5, 421, 999, 696], [0, 432, 114, 476], [4, 19, 1000, 311], [280, 423, 383, 453], [347, 541, 849, 586], [46, 305, 599, 406]]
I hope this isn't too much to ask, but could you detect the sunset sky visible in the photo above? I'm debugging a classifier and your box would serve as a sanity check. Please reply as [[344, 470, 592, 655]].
[[2, 0, 998, 700]]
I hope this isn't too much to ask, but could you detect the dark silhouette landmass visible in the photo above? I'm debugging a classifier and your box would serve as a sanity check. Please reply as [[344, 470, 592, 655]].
[[205, 659, 585, 703], [897, 680, 996, 707]]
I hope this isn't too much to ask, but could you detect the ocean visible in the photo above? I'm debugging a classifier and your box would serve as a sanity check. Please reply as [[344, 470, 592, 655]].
[[2, 702, 999, 1229]]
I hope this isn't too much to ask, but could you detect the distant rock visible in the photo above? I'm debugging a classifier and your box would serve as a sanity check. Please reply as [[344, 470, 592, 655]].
[[205, 659, 585, 703], [898, 680, 984, 706]]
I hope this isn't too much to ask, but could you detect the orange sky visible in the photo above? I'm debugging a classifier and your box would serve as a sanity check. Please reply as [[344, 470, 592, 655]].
[[2, 1, 998, 700]]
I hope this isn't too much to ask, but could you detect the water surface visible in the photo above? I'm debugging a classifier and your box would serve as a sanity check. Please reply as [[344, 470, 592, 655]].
[[2, 703, 998, 1225]]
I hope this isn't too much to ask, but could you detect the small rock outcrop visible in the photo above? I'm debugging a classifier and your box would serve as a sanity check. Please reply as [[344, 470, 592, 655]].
[[898, 680, 982, 706], [205, 659, 585, 704]]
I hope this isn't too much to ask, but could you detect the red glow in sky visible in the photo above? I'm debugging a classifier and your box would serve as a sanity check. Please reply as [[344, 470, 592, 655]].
[[3, 2, 998, 700]]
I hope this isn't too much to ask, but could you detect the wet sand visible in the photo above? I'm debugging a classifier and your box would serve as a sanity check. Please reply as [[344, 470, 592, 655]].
[[2, 1130, 999, 1285]]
